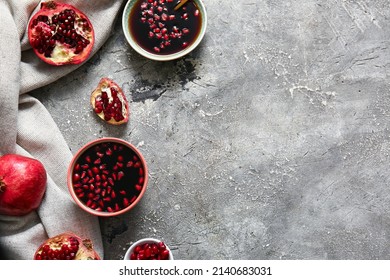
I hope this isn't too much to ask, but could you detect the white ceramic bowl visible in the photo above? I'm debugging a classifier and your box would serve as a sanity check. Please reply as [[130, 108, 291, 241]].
[[124, 238, 174, 260], [122, 0, 207, 61]]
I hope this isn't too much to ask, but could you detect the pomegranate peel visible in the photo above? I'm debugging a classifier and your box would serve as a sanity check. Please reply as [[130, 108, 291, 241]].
[[34, 232, 101, 260], [0, 154, 47, 216], [28, 1, 95, 65], [90, 78, 129, 125]]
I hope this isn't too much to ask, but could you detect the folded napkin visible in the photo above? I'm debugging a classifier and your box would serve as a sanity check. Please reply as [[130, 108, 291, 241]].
[[0, 0, 125, 260]]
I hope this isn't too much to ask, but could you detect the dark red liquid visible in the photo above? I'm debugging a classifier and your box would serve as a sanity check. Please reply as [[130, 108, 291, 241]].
[[129, 0, 202, 55], [72, 142, 145, 213]]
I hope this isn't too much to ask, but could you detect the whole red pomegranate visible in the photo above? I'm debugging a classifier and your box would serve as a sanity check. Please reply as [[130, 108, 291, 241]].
[[90, 78, 130, 125], [34, 232, 101, 260], [28, 1, 95, 65], [0, 154, 47, 216]]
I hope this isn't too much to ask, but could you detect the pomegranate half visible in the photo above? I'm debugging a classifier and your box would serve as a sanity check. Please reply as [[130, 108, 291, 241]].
[[34, 232, 101, 260], [90, 78, 130, 125], [0, 154, 47, 216], [28, 1, 95, 65]]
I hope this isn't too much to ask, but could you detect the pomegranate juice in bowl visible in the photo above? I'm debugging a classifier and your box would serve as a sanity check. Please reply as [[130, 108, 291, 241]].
[[122, 0, 207, 61], [67, 138, 148, 217]]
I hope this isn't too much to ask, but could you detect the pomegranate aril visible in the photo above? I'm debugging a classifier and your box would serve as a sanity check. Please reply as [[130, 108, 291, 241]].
[[135, 184, 143, 192], [123, 197, 130, 207], [73, 173, 80, 182], [130, 195, 137, 204]]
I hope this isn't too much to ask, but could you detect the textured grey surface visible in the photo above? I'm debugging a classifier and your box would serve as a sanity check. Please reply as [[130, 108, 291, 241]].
[[32, 0, 390, 259]]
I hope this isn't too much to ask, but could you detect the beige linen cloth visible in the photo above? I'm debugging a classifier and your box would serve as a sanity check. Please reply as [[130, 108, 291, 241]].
[[0, 0, 125, 259]]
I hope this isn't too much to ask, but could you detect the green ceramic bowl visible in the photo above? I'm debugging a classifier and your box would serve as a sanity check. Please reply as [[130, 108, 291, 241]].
[[122, 0, 207, 61]]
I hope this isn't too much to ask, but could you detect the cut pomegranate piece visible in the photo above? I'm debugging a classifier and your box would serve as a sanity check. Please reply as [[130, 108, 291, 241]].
[[34, 232, 101, 260], [90, 78, 129, 125], [28, 1, 95, 65]]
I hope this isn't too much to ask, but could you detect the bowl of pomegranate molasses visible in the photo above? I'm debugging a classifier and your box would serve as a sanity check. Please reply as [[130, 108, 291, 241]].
[[122, 0, 207, 61], [67, 137, 148, 217]]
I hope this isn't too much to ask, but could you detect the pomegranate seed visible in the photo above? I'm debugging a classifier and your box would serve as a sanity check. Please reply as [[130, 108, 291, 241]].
[[127, 161, 134, 167], [75, 163, 80, 171], [111, 190, 116, 199], [135, 184, 142, 192], [161, 249, 170, 260], [123, 197, 130, 207], [158, 242, 166, 250], [138, 177, 144, 184], [97, 152, 104, 158], [119, 190, 126, 195], [118, 171, 124, 181], [194, 9, 200, 16], [85, 156, 91, 163], [75, 188, 83, 194], [139, 168, 144, 176], [106, 148, 112, 156], [134, 161, 141, 168], [182, 41, 188, 48], [73, 173, 80, 182], [94, 158, 101, 165], [92, 166, 99, 174], [130, 195, 137, 204]]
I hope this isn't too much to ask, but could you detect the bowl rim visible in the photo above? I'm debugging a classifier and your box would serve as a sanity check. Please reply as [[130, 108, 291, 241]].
[[122, 0, 207, 61], [67, 137, 148, 217], [124, 238, 174, 260]]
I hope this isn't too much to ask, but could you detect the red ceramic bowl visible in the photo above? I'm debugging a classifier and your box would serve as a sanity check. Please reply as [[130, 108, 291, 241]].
[[67, 137, 148, 217]]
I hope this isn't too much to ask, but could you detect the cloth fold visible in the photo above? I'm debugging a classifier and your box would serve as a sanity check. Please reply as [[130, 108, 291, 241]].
[[0, 0, 126, 259]]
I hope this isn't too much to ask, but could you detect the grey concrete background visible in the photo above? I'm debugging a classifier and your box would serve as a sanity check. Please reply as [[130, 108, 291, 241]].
[[32, 0, 390, 259]]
